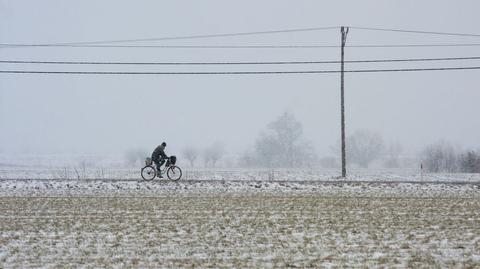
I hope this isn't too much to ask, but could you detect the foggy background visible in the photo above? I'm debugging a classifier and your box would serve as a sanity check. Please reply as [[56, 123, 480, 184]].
[[1, 0, 479, 167]]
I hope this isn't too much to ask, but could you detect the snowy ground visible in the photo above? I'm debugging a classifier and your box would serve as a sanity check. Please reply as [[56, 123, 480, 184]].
[[1, 171, 479, 267], [2, 166, 480, 183], [0, 178, 479, 198]]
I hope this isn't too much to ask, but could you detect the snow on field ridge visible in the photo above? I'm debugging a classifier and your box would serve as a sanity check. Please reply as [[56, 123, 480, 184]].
[[0, 178, 478, 198], [2, 167, 480, 182]]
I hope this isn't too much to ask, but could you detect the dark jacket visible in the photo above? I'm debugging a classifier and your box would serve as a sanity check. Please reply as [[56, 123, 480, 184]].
[[151, 145, 168, 162]]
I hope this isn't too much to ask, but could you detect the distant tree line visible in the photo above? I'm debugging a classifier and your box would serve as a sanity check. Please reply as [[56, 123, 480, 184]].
[[131, 118, 479, 172], [181, 142, 226, 168], [329, 130, 403, 169], [422, 141, 480, 173], [125, 148, 148, 166]]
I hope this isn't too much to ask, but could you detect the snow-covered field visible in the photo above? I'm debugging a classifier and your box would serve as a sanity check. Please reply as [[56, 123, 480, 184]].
[[2, 167, 480, 183], [1, 170, 479, 267], [0, 177, 479, 198]]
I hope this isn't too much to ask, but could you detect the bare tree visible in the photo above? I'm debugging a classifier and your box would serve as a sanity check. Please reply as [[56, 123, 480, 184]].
[[319, 156, 338, 169], [384, 141, 403, 168], [254, 132, 281, 167], [239, 149, 257, 168], [422, 141, 458, 172], [458, 150, 480, 173], [182, 146, 199, 167], [253, 112, 316, 168], [293, 140, 318, 168], [125, 149, 148, 167], [268, 112, 303, 166], [347, 130, 384, 168], [203, 142, 226, 168], [125, 150, 138, 166]]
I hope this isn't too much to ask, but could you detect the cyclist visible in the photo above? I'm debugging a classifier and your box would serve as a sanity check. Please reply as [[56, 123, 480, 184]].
[[151, 142, 168, 178]]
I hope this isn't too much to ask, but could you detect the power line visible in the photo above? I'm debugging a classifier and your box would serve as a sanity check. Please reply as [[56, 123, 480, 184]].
[[3, 43, 480, 49], [0, 70, 335, 75], [348, 43, 480, 48], [349, 26, 480, 38], [0, 44, 337, 48], [2, 26, 480, 48], [1, 66, 480, 75], [0, 26, 339, 47], [346, 56, 480, 64], [0, 59, 321, 65], [2, 56, 480, 65], [347, 66, 480, 73]]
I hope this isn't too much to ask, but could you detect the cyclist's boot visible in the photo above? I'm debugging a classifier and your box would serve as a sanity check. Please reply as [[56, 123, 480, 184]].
[[157, 170, 163, 178]]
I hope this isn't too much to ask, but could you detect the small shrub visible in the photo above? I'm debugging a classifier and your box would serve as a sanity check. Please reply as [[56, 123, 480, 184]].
[[458, 151, 480, 173]]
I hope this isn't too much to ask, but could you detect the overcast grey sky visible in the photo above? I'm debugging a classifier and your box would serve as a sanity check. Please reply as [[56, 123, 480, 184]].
[[1, 0, 479, 156]]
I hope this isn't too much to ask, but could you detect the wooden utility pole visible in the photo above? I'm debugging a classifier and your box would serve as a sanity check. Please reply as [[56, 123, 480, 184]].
[[340, 26, 349, 178]]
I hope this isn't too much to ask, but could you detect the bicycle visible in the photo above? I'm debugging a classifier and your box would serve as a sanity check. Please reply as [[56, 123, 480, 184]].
[[141, 156, 182, 181]]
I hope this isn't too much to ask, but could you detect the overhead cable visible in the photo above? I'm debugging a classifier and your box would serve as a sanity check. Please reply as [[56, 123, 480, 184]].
[[1, 66, 480, 75], [2, 56, 480, 65], [3, 25, 480, 49], [3, 43, 480, 49], [0, 26, 339, 47], [349, 26, 480, 38]]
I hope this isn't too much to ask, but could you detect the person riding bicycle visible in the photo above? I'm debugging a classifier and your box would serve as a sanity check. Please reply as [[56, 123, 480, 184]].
[[151, 142, 168, 178]]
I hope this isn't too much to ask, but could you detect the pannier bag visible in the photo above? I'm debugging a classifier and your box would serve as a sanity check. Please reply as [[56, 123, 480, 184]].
[[145, 157, 152, 166], [170, 155, 177, 165]]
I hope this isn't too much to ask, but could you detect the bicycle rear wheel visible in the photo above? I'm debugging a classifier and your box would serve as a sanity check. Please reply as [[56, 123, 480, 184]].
[[167, 166, 182, 181], [141, 166, 156, 181]]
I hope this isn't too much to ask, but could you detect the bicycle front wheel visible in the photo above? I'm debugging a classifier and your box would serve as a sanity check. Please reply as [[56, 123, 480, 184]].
[[167, 166, 182, 181], [141, 166, 156, 181]]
